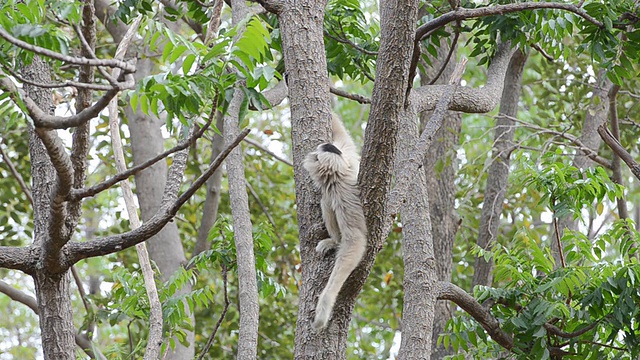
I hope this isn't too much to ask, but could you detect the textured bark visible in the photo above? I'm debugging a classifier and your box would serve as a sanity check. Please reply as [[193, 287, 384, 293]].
[[472, 49, 527, 288], [23, 57, 75, 360], [224, 87, 260, 360], [126, 58, 193, 359], [194, 112, 225, 256], [397, 110, 439, 359], [276, 1, 337, 359], [550, 72, 612, 268], [420, 37, 462, 360]]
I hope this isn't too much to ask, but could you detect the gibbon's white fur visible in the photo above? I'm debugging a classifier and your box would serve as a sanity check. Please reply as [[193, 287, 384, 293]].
[[303, 115, 367, 330]]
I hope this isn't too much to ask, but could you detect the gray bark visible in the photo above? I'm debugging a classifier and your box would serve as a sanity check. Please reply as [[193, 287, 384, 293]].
[[224, 87, 260, 360], [420, 37, 462, 360], [472, 49, 527, 287], [194, 112, 225, 256], [24, 57, 75, 360], [276, 1, 337, 359]]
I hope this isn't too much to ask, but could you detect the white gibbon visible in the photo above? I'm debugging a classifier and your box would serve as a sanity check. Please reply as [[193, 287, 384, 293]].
[[303, 115, 367, 330]]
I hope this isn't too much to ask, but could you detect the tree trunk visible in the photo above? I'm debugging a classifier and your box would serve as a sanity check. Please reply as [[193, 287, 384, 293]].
[[420, 37, 462, 360], [276, 1, 340, 359], [472, 49, 527, 287], [24, 57, 76, 360], [223, 87, 260, 360]]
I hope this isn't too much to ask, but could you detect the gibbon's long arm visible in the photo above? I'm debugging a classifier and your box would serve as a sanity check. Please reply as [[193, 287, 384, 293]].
[[303, 115, 367, 330]]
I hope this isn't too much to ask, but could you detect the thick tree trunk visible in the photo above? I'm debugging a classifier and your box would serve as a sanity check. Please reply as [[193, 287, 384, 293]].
[[472, 49, 527, 287], [276, 1, 337, 359], [420, 38, 462, 360], [23, 57, 76, 360]]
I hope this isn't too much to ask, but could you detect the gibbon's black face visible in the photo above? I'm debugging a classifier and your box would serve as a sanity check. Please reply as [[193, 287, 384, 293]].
[[320, 143, 342, 155]]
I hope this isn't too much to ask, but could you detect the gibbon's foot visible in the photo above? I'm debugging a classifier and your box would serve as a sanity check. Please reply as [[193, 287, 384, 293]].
[[316, 238, 339, 254], [312, 297, 331, 330]]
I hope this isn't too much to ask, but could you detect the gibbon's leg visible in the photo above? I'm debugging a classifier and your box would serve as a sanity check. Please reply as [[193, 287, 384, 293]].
[[316, 201, 341, 254], [312, 235, 366, 330]]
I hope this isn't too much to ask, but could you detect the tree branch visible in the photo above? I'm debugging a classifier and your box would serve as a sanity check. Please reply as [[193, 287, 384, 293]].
[[0, 77, 126, 129], [598, 125, 640, 181], [68, 109, 216, 201], [0, 139, 33, 204], [407, 2, 604, 91], [329, 86, 371, 104], [0, 280, 106, 359], [437, 281, 514, 350], [390, 58, 468, 214], [410, 41, 516, 114], [66, 129, 250, 263], [415, 2, 603, 42], [507, 115, 612, 168], [244, 137, 293, 167], [323, 30, 378, 56], [0, 26, 135, 72]]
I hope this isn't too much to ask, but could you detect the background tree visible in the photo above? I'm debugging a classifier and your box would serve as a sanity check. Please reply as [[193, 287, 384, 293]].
[[1, 0, 640, 360]]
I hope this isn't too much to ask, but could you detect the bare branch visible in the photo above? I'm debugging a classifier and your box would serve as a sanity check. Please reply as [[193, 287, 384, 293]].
[[427, 21, 460, 86], [244, 137, 293, 167], [415, 2, 603, 42], [68, 109, 216, 201], [35, 127, 75, 270], [196, 263, 229, 360], [437, 281, 513, 350], [598, 125, 640, 181], [390, 58, 468, 213], [324, 30, 378, 56], [410, 42, 516, 114], [329, 86, 371, 104], [543, 321, 599, 339], [0, 27, 135, 72], [249, 0, 282, 14], [509, 115, 612, 169], [0, 77, 124, 129], [1, 65, 118, 91], [66, 129, 250, 262], [0, 140, 33, 204], [0, 280, 38, 313]]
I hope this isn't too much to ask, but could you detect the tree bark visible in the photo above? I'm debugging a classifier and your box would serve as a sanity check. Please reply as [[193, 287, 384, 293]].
[[472, 49, 527, 288], [223, 86, 260, 360], [194, 112, 225, 256], [420, 36, 462, 360], [23, 57, 76, 360], [276, 1, 337, 359]]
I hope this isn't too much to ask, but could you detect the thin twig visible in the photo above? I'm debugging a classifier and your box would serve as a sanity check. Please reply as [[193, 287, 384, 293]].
[[428, 20, 460, 86], [323, 30, 378, 56], [598, 125, 640, 181], [69, 109, 216, 201], [244, 137, 293, 167], [553, 217, 567, 268], [329, 86, 371, 104], [0, 26, 135, 72], [0, 140, 33, 205], [1, 65, 117, 91], [197, 263, 230, 360]]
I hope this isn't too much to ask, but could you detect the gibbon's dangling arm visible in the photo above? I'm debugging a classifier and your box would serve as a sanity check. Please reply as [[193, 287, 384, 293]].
[[302, 114, 368, 330]]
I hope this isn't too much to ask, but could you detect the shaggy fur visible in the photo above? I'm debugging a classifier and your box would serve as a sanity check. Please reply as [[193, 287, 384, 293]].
[[303, 115, 367, 330]]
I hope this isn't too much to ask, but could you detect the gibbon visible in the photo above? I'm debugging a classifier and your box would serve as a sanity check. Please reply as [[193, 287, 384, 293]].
[[303, 115, 367, 330]]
